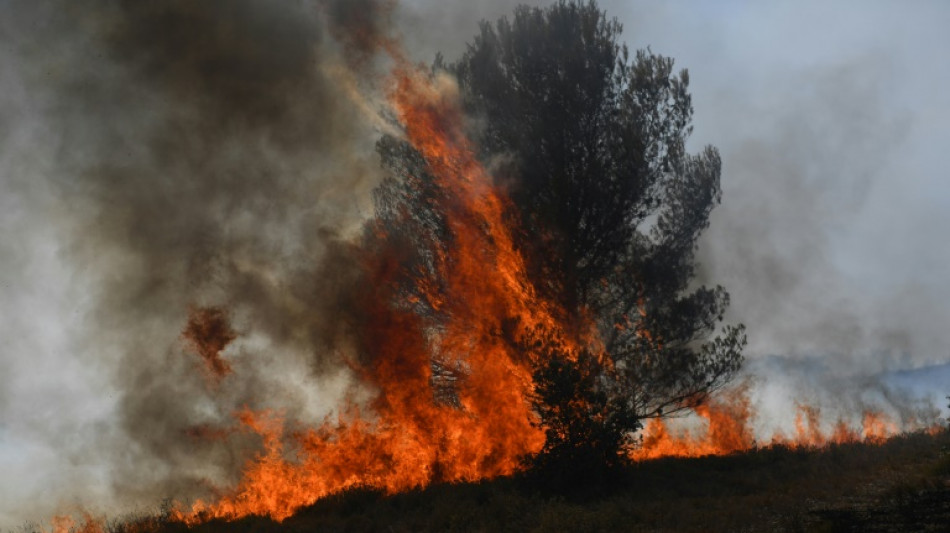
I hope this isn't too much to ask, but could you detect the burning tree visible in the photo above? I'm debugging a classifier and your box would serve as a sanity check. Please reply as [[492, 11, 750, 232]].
[[372, 0, 745, 477]]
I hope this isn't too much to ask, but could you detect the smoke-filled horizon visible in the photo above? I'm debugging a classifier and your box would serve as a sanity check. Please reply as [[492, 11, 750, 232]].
[[1, 0, 948, 526]]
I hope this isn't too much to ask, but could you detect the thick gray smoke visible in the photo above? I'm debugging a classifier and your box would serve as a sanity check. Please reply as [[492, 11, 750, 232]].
[[1, 0, 554, 524], [0, 0, 416, 524]]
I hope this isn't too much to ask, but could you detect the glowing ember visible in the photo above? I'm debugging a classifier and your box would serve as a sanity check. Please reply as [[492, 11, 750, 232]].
[[181, 306, 237, 380]]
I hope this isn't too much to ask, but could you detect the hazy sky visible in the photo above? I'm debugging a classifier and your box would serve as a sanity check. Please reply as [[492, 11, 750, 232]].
[[401, 0, 950, 367], [610, 0, 950, 368], [1, 0, 948, 526]]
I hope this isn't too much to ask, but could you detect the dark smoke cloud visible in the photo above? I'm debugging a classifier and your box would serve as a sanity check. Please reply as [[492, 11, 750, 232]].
[[0, 0, 403, 522], [67, 0, 383, 506], [326, 0, 397, 64], [395, 0, 539, 60]]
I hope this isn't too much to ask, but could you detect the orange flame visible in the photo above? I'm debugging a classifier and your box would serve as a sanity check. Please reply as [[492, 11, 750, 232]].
[[633, 386, 755, 460], [861, 410, 900, 443], [44, 514, 104, 533], [173, 53, 590, 523], [633, 386, 935, 460]]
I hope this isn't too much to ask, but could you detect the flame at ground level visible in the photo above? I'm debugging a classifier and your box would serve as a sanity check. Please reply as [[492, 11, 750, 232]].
[[41, 383, 940, 530], [175, 401, 544, 523], [632, 385, 940, 461], [168, 385, 940, 524], [44, 514, 104, 533]]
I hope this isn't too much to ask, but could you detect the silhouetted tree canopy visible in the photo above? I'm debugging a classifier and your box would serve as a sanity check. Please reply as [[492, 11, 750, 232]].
[[371, 0, 745, 472]]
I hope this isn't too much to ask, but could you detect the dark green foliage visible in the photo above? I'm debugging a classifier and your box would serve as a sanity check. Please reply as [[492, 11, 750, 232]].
[[372, 0, 745, 470], [526, 350, 639, 493]]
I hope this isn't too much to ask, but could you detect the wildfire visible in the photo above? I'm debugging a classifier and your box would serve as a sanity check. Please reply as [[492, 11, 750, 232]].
[[43, 13, 935, 533], [181, 306, 237, 380], [45, 514, 103, 533], [165, 36, 934, 529], [633, 385, 935, 461], [171, 48, 589, 523], [26, 4, 947, 533], [633, 386, 755, 460]]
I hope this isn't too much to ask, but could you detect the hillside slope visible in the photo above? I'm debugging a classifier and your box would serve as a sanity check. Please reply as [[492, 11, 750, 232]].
[[67, 428, 946, 533]]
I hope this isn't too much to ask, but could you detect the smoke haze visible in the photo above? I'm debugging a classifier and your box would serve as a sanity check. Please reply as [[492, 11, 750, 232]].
[[607, 0, 950, 370], [0, 0, 397, 522], [1, 0, 948, 526]]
